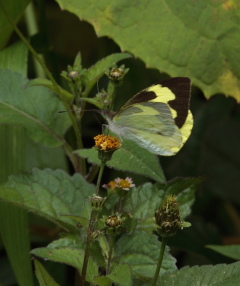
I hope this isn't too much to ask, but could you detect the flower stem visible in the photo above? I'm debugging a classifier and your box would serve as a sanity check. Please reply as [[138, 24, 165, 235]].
[[81, 210, 98, 286], [96, 161, 105, 195], [152, 237, 167, 286], [106, 235, 114, 274]]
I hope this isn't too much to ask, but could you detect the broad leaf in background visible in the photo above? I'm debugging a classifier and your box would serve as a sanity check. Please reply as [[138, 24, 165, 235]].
[[159, 261, 240, 286], [0, 41, 34, 286], [207, 245, 240, 261], [76, 140, 165, 182], [33, 259, 60, 286], [114, 231, 176, 281], [0, 169, 95, 231], [31, 248, 98, 284], [0, 0, 30, 48], [0, 69, 71, 147], [55, 0, 240, 101]]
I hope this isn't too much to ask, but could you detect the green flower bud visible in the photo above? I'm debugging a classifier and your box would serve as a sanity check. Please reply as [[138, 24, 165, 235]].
[[89, 194, 106, 210], [155, 195, 183, 237]]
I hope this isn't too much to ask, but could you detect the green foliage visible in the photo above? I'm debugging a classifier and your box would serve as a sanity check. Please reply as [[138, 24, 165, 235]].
[[0, 0, 239, 285], [55, 0, 240, 102]]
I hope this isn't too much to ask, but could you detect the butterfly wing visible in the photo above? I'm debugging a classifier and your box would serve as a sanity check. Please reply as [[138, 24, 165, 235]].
[[107, 77, 193, 156]]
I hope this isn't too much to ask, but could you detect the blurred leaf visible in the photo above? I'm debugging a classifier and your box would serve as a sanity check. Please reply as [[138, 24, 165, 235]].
[[159, 261, 240, 286], [107, 264, 132, 286], [207, 245, 240, 260], [0, 69, 71, 148], [0, 40, 33, 286], [76, 140, 165, 182], [31, 247, 98, 284], [0, 41, 28, 76], [55, 0, 240, 101], [0, 0, 30, 49], [0, 169, 95, 231], [114, 231, 176, 280], [33, 259, 60, 286]]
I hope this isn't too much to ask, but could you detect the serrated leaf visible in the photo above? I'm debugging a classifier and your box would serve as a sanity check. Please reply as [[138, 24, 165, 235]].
[[55, 0, 240, 101], [207, 245, 240, 261], [114, 231, 176, 280], [82, 53, 132, 88], [0, 169, 95, 231], [33, 259, 60, 286], [31, 247, 98, 284], [75, 140, 165, 182], [0, 69, 71, 147], [159, 261, 240, 286]]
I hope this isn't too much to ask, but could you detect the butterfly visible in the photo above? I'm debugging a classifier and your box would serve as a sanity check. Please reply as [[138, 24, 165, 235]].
[[105, 77, 193, 156]]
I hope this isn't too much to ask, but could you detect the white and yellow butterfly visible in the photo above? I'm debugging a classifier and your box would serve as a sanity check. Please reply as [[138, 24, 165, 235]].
[[105, 77, 193, 156]]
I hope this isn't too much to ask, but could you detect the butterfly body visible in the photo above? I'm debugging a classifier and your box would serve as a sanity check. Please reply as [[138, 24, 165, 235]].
[[106, 77, 193, 156]]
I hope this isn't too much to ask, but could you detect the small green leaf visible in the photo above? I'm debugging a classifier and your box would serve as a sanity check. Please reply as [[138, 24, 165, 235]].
[[159, 261, 240, 286], [75, 140, 165, 182], [207, 245, 240, 261], [0, 69, 71, 148], [31, 248, 98, 284], [0, 169, 95, 231], [114, 231, 176, 280], [33, 259, 60, 286]]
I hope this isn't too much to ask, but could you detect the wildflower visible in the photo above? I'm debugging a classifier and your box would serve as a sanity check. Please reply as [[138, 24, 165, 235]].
[[94, 134, 122, 163], [103, 177, 135, 191]]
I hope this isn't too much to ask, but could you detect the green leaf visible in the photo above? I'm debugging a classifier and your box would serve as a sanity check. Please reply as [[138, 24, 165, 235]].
[[82, 52, 132, 90], [0, 41, 34, 286], [0, 41, 28, 76], [0, 0, 30, 49], [114, 231, 176, 280], [75, 140, 165, 182], [33, 259, 60, 286], [0, 69, 71, 147], [159, 261, 240, 286], [55, 0, 240, 102], [207, 245, 240, 260], [0, 169, 95, 231], [31, 247, 98, 284], [107, 264, 132, 286]]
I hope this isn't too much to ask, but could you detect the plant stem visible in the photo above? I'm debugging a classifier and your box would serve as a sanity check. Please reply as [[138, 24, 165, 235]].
[[96, 161, 105, 195], [152, 237, 167, 286], [106, 235, 114, 274], [81, 210, 98, 286]]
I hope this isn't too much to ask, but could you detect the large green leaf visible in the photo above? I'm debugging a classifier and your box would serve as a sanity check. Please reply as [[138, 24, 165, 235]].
[[159, 261, 240, 286], [207, 245, 240, 261], [114, 231, 176, 281], [0, 0, 30, 49], [75, 140, 165, 182], [0, 40, 33, 286], [33, 259, 60, 286], [0, 169, 95, 231], [0, 69, 71, 147], [31, 247, 98, 284], [55, 0, 240, 101]]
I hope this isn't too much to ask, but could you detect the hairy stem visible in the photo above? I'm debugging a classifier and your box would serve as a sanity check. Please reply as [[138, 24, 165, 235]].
[[152, 237, 167, 286]]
